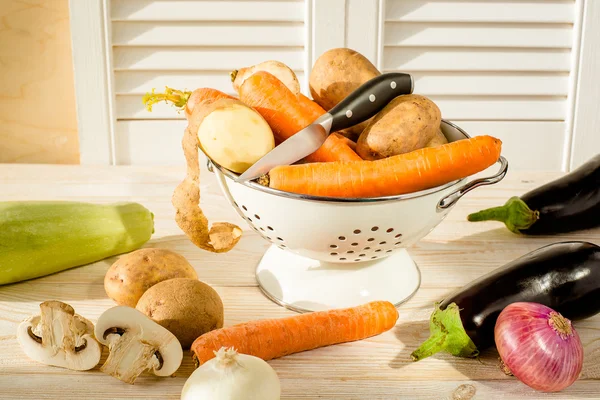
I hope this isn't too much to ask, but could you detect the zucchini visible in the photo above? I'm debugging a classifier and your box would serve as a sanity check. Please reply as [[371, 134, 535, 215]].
[[0, 201, 154, 285]]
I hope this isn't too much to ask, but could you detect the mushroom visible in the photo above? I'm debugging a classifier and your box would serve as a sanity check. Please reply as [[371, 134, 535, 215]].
[[17, 300, 102, 371], [94, 306, 183, 384]]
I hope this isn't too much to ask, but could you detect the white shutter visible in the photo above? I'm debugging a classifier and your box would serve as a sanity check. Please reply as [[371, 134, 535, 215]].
[[109, 0, 307, 165], [381, 0, 578, 171]]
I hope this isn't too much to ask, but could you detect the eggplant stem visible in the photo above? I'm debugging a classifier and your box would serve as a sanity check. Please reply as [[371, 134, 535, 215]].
[[467, 197, 539, 234], [411, 303, 479, 362]]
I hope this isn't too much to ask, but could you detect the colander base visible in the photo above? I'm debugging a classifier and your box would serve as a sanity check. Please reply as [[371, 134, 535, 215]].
[[255, 245, 421, 313]]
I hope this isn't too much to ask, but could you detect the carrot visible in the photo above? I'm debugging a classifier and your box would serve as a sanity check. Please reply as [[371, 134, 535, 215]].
[[191, 301, 398, 365], [143, 86, 235, 120], [238, 71, 361, 163], [269, 135, 503, 198]]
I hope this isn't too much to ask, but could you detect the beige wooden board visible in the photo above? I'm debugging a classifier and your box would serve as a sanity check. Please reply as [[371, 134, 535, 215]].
[[0, 165, 599, 399], [0, 0, 79, 164]]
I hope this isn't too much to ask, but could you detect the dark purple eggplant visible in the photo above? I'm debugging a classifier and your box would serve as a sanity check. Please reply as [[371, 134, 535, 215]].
[[411, 241, 600, 361], [467, 154, 600, 234]]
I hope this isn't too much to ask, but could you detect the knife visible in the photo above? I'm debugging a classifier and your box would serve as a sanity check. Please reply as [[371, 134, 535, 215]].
[[236, 72, 414, 183]]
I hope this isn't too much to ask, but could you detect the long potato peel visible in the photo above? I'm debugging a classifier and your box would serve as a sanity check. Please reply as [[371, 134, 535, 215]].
[[172, 98, 242, 253]]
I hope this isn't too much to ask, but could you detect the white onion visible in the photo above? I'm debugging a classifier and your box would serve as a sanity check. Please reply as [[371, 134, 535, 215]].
[[181, 347, 281, 400]]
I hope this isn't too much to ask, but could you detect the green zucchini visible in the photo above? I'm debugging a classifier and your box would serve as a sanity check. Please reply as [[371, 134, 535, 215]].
[[0, 201, 154, 285]]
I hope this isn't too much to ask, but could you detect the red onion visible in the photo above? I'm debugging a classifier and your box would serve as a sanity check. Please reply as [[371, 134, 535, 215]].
[[495, 302, 583, 392]]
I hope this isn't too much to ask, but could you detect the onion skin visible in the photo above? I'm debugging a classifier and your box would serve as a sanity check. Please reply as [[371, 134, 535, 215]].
[[495, 302, 583, 392]]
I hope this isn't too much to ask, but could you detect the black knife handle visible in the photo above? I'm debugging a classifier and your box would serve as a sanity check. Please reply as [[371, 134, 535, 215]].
[[328, 72, 413, 133]]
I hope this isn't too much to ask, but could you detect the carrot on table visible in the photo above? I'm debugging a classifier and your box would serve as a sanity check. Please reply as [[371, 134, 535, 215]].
[[238, 71, 361, 163], [191, 301, 398, 366], [269, 135, 502, 198], [143, 86, 235, 120]]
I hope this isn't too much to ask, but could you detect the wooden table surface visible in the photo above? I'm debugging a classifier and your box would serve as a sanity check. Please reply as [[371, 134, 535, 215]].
[[1, 164, 599, 400]]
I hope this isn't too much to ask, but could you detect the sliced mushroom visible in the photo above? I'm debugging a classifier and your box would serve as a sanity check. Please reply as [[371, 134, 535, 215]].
[[16, 300, 102, 371], [95, 306, 183, 384]]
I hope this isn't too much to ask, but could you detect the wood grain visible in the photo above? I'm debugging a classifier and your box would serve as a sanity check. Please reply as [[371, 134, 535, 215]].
[[0, 164, 599, 399], [0, 0, 79, 164]]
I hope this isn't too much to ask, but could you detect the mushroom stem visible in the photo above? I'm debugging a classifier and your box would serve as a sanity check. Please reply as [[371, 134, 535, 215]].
[[39, 301, 81, 355], [101, 333, 162, 384]]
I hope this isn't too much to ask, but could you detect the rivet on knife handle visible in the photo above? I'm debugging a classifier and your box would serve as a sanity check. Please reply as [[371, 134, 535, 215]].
[[328, 72, 413, 133]]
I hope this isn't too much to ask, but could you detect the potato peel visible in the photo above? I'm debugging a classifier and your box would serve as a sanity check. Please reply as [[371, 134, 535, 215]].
[[172, 98, 243, 253]]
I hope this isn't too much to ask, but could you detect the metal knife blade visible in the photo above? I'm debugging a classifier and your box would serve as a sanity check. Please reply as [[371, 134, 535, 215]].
[[236, 118, 330, 182]]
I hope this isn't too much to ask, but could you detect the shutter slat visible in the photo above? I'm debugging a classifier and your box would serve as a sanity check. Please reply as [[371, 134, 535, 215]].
[[383, 47, 571, 72], [112, 0, 304, 22], [113, 47, 304, 70], [112, 22, 304, 46], [115, 71, 306, 95], [414, 73, 568, 96], [385, 1, 575, 23], [115, 120, 565, 169], [116, 94, 566, 121], [384, 22, 573, 48]]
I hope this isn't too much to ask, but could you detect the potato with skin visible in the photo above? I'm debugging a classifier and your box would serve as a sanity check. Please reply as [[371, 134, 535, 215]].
[[426, 129, 449, 148], [309, 48, 381, 138], [136, 278, 224, 349], [104, 248, 197, 307], [356, 94, 442, 160]]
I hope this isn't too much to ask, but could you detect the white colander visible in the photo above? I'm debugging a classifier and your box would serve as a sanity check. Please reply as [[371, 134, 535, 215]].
[[209, 120, 508, 312]]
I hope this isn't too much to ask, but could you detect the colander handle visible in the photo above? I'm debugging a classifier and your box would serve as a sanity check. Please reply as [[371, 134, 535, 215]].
[[438, 156, 508, 210]]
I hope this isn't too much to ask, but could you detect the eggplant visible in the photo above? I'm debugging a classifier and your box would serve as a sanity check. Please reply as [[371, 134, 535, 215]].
[[411, 241, 600, 361], [467, 154, 600, 234]]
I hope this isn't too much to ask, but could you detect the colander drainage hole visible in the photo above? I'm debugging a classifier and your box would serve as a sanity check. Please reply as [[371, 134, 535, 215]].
[[354, 258, 361, 262], [353, 229, 361, 234], [375, 249, 382, 253], [395, 241, 402, 246], [254, 214, 260, 220], [267, 226, 274, 231], [379, 241, 386, 245], [338, 236, 346, 241], [276, 237, 284, 242], [351, 242, 358, 246], [363, 247, 371, 250], [247, 217, 252, 222], [330, 252, 338, 256], [359, 253, 366, 257], [395, 233, 402, 238], [367, 238, 375, 242], [260, 227, 265, 231], [340, 257, 347, 261], [347, 250, 354, 254], [371, 226, 379, 231], [371, 256, 378, 259], [386, 250, 393, 253], [386, 228, 394, 233], [242, 205, 248, 211], [330, 244, 338, 249], [266, 236, 272, 240]]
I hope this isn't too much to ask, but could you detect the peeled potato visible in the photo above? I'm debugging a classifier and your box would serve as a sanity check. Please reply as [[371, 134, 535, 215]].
[[197, 99, 275, 173]]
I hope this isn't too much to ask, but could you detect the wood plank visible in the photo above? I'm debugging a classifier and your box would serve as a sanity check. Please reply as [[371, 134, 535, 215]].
[[384, 22, 573, 48], [112, 21, 304, 46], [0, 0, 79, 164], [2, 165, 599, 399], [112, 46, 305, 70], [113, 120, 566, 170], [385, 0, 576, 23], [383, 47, 571, 72], [111, 0, 304, 22], [414, 73, 569, 96], [114, 70, 306, 95]]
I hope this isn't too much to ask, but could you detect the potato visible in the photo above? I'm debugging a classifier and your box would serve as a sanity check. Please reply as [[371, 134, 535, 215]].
[[136, 278, 224, 349], [197, 98, 275, 173], [356, 94, 442, 160], [232, 60, 300, 97], [309, 48, 381, 137], [426, 128, 449, 148], [104, 248, 197, 307]]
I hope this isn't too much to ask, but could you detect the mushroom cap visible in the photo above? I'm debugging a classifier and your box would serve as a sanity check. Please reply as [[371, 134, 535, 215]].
[[17, 315, 102, 371], [95, 306, 183, 377]]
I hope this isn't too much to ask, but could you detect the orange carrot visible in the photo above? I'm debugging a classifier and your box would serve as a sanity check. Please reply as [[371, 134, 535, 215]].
[[143, 87, 235, 120], [191, 301, 398, 365], [239, 71, 361, 163], [269, 135, 502, 198]]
